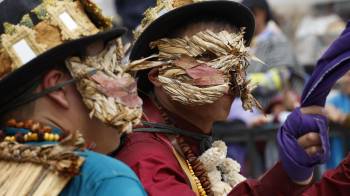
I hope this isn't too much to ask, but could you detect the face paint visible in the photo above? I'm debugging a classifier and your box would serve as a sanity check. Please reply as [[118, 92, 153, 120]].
[[66, 41, 143, 134], [128, 29, 261, 111]]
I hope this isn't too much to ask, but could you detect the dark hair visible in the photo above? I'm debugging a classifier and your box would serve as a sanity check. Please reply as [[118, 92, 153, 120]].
[[241, 0, 273, 23]]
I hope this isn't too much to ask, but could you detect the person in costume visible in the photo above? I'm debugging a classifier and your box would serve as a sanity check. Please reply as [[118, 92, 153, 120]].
[[116, 1, 329, 195], [0, 0, 146, 195]]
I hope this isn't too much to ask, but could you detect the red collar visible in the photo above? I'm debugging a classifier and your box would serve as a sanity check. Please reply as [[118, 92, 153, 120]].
[[140, 96, 204, 155]]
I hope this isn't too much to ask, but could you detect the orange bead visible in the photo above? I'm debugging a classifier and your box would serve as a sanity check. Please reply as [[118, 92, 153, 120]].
[[24, 120, 33, 129], [43, 126, 52, 133], [31, 122, 41, 132], [6, 119, 16, 127], [15, 122, 24, 128]]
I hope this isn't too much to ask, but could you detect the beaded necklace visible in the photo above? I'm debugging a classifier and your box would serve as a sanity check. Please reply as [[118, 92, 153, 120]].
[[150, 97, 214, 196], [0, 119, 64, 143]]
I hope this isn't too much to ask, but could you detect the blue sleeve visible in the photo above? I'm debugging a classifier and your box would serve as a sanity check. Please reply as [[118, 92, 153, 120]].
[[326, 94, 341, 108], [95, 176, 147, 196]]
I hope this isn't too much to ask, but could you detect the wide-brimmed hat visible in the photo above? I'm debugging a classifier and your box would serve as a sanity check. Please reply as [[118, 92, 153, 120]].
[[130, 0, 255, 61], [129, 0, 255, 95], [0, 0, 125, 110]]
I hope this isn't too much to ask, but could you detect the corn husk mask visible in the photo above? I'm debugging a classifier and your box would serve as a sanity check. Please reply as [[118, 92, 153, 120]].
[[128, 28, 261, 111], [66, 41, 143, 134]]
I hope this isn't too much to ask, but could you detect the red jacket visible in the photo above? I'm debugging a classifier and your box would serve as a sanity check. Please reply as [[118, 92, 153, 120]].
[[117, 98, 350, 195]]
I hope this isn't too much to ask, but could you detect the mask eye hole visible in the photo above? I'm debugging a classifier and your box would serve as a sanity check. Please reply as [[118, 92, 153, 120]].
[[229, 84, 240, 96], [196, 51, 217, 61]]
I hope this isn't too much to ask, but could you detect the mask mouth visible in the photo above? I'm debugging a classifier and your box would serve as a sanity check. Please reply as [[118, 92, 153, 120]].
[[66, 41, 143, 134]]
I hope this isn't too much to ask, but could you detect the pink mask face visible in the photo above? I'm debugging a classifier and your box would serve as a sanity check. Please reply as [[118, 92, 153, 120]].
[[91, 71, 142, 108]]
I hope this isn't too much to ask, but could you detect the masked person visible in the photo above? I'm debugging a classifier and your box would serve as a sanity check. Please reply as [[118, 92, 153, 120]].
[[0, 0, 146, 195], [116, 1, 328, 195]]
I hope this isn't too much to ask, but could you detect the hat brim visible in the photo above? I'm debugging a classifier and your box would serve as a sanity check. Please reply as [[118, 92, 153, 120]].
[[0, 27, 126, 98], [130, 1, 255, 60]]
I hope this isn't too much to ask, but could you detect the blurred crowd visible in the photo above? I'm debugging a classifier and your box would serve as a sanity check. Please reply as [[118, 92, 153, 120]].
[[93, 0, 350, 177]]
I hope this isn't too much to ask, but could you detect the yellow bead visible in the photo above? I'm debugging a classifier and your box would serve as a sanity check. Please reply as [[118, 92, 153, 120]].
[[32, 133, 38, 141], [24, 134, 28, 141], [44, 133, 50, 140], [27, 133, 32, 141], [48, 134, 55, 141], [185, 159, 208, 196], [53, 134, 60, 141]]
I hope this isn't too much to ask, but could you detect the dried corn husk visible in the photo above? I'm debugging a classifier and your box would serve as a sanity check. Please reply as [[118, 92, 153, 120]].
[[159, 76, 229, 105], [66, 41, 143, 133], [0, 132, 85, 196], [126, 29, 261, 110]]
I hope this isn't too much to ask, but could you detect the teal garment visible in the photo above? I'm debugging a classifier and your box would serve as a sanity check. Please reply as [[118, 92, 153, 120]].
[[60, 150, 147, 196], [326, 92, 349, 168], [327, 92, 350, 114]]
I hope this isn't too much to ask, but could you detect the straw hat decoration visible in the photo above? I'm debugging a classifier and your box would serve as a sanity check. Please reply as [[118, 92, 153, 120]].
[[134, 0, 204, 39]]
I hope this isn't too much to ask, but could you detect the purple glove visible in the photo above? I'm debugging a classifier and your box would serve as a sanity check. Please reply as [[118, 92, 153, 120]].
[[278, 22, 350, 182], [302, 22, 350, 107], [277, 108, 329, 182]]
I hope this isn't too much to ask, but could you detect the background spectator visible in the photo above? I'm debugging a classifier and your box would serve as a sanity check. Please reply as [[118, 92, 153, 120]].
[[295, 0, 346, 75], [325, 70, 350, 169]]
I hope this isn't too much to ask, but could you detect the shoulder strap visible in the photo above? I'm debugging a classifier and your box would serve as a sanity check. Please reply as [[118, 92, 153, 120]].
[[134, 121, 214, 153]]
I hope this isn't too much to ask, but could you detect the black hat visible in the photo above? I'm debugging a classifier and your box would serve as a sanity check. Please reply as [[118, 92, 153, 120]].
[[130, 0, 255, 61], [0, 0, 125, 111], [129, 0, 255, 93]]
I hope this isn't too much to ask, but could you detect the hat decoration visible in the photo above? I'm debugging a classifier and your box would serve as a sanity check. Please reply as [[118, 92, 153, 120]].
[[0, 0, 112, 78], [134, 0, 197, 38], [66, 40, 143, 134]]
